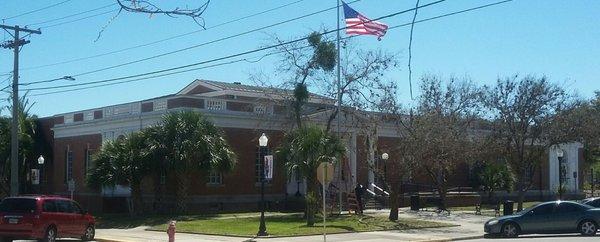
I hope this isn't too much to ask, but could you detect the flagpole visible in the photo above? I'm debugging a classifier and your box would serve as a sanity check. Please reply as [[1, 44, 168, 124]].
[[336, 0, 343, 215]]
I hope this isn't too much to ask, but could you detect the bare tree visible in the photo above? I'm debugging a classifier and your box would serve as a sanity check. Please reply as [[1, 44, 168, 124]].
[[482, 75, 570, 211], [116, 0, 210, 25], [388, 75, 482, 211]]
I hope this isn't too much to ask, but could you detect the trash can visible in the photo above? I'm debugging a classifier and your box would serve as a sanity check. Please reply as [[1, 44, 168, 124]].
[[410, 194, 420, 211], [503, 200, 514, 216]]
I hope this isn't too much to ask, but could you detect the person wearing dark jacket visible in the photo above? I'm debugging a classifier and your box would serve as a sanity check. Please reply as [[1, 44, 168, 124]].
[[355, 184, 364, 214]]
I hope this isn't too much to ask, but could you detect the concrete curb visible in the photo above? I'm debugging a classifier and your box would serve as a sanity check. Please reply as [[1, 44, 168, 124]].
[[416, 235, 484, 242], [95, 238, 126, 242]]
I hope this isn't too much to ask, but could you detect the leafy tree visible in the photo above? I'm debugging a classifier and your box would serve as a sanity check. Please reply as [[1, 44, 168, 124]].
[[482, 75, 570, 211], [161, 111, 236, 214], [277, 125, 345, 226], [478, 162, 514, 204]]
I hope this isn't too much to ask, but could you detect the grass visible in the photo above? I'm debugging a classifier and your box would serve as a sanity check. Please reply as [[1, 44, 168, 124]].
[[148, 214, 453, 237], [98, 213, 454, 237]]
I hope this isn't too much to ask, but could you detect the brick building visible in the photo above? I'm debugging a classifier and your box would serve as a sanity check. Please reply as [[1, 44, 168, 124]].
[[35, 79, 584, 213]]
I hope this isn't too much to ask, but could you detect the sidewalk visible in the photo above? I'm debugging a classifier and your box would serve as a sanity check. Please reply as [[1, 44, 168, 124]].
[[95, 209, 490, 242]]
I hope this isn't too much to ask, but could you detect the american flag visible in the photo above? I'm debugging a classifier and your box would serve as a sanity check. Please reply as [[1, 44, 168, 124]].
[[342, 1, 388, 40]]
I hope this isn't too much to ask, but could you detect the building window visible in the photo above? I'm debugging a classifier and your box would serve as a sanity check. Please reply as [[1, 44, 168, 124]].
[[206, 100, 225, 110], [208, 171, 222, 185], [65, 148, 73, 183], [84, 148, 94, 176], [255, 147, 272, 183]]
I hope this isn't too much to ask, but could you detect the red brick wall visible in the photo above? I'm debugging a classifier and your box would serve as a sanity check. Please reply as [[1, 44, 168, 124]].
[[167, 97, 205, 109], [93, 110, 103, 119], [226, 101, 253, 112], [141, 102, 153, 113], [51, 134, 103, 194]]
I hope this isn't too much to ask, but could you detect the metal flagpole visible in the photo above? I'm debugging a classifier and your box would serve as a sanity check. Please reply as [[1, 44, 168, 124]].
[[336, 0, 343, 216]]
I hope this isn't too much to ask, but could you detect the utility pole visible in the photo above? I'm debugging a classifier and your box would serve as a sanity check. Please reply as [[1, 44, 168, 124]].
[[1, 24, 41, 196]]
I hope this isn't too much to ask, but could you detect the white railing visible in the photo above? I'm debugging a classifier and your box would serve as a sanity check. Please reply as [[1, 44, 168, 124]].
[[371, 183, 390, 196]]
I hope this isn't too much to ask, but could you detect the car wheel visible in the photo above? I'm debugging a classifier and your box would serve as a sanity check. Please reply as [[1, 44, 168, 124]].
[[501, 222, 519, 238], [81, 225, 95, 241], [42, 226, 56, 242], [579, 220, 597, 236]]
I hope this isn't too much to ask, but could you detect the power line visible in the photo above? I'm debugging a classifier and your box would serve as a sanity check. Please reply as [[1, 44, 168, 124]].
[[2, 0, 73, 21], [26, 3, 117, 27], [27, 0, 513, 96], [15, 0, 307, 72], [22, 0, 363, 85], [23, 0, 449, 92], [38, 9, 119, 29]]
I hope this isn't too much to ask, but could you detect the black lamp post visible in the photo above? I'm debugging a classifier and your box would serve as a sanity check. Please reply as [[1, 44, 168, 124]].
[[257, 133, 269, 236], [557, 150, 564, 200], [37, 155, 45, 194], [381, 153, 389, 181]]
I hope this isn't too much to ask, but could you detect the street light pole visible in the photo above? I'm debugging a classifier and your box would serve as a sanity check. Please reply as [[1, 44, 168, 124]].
[[257, 133, 269, 237], [557, 150, 564, 200], [37, 155, 45, 194]]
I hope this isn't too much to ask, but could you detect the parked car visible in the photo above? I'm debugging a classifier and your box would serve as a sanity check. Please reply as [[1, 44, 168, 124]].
[[484, 200, 600, 237], [0, 195, 95, 242], [582, 197, 600, 208]]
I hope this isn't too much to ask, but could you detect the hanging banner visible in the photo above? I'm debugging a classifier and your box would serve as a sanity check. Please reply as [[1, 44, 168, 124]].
[[31, 169, 40, 185], [264, 155, 274, 180]]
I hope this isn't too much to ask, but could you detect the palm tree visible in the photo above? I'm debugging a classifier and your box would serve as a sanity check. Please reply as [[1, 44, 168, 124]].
[[277, 125, 345, 226], [87, 132, 151, 215], [140, 126, 169, 212], [161, 111, 236, 214], [0, 93, 38, 195]]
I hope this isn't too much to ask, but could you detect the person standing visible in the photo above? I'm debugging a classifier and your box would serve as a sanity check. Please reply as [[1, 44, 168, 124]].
[[355, 184, 364, 214]]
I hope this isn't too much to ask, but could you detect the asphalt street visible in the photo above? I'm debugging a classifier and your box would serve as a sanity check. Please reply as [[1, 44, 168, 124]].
[[468, 234, 600, 241]]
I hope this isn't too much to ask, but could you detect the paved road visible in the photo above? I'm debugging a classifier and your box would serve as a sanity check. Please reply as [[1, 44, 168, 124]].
[[468, 234, 599, 241]]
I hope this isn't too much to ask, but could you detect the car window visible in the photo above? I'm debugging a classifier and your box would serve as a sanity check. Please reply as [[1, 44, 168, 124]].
[[0, 198, 37, 213], [55, 200, 73, 213], [556, 203, 582, 213], [69, 201, 82, 214], [591, 200, 600, 208], [42, 200, 57, 212], [532, 203, 555, 215]]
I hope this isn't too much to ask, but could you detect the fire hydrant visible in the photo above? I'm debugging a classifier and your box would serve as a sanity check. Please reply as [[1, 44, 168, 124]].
[[167, 220, 176, 242]]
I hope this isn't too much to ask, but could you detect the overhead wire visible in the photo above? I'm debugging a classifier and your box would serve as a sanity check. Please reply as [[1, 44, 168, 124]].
[[21, 0, 363, 85], [27, 3, 118, 27], [27, 0, 513, 96], [38, 9, 119, 29], [15, 0, 307, 72], [2, 0, 72, 21]]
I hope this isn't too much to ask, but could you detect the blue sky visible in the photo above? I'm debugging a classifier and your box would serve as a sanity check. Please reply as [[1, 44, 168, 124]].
[[1, 0, 599, 117]]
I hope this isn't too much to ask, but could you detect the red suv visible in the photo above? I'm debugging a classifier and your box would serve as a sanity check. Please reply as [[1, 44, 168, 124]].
[[0, 195, 95, 241]]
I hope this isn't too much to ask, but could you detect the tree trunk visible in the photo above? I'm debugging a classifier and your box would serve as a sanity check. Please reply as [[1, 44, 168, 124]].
[[306, 176, 318, 226], [516, 189, 525, 212], [152, 173, 163, 214], [439, 188, 447, 210], [388, 190, 399, 221], [175, 169, 189, 214], [131, 179, 143, 215]]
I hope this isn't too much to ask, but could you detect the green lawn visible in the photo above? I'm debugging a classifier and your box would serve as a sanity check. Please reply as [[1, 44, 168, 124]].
[[139, 214, 453, 237]]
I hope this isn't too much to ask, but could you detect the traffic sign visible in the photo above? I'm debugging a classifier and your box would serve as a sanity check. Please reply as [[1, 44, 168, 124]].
[[317, 162, 334, 186]]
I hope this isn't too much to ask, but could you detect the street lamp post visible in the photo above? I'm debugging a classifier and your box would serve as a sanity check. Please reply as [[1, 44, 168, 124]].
[[257, 133, 269, 236], [557, 150, 564, 200], [381, 153, 389, 184], [37, 155, 45, 194]]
